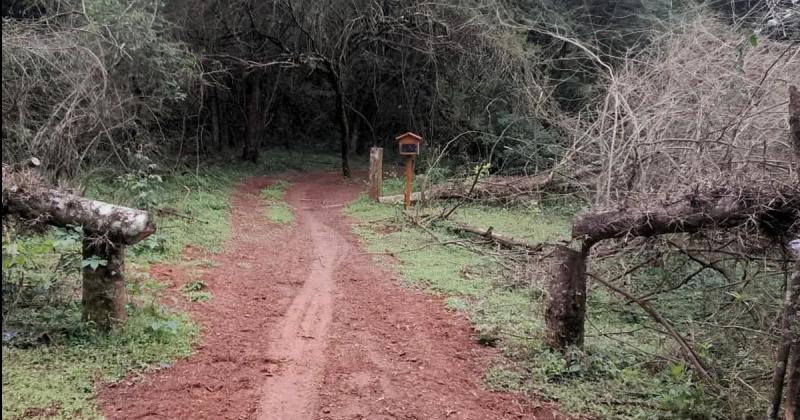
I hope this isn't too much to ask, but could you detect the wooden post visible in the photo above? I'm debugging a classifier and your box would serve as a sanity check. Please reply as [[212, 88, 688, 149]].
[[403, 156, 414, 210], [82, 238, 127, 331], [368, 147, 383, 201]]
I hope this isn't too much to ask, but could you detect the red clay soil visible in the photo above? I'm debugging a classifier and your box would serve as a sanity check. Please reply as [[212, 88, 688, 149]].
[[99, 172, 563, 420]]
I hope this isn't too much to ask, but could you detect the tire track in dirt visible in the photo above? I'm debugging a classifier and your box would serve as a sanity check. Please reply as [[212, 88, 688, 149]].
[[256, 180, 349, 419]]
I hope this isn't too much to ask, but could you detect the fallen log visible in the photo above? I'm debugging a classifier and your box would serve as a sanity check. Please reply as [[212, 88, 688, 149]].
[[377, 166, 597, 204], [2, 163, 156, 331], [379, 191, 424, 204], [2, 178, 155, 245], [572, 183, 800, 246]]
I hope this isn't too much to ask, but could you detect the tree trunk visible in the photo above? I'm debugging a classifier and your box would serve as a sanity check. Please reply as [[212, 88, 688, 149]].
[[350, 117, 360, 157], [767, 262, 800, 420], [545, 245, 588, 350], [243, 73, 261, 163], [324, 63, 350, 178], [368, 147, 383, 200], [226, 105, 236, 149], [789, 85, 799, 172], [210, 91, 222, 152], [82, 238, 127, 331], [784, 329, 800, 420], [335, 81, 351, 177], [219, 101, 230, 151]]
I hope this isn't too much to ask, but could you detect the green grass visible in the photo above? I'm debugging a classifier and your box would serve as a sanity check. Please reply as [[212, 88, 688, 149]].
[[180, 280, 211, 302], [344, 193, 724, 419], [260, 180, 293, 224], [2, 149, 343, 419], [2, 270, 197, 420]]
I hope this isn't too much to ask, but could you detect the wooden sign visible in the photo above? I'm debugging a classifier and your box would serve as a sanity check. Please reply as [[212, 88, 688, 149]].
[[396, 132, 421, 156]]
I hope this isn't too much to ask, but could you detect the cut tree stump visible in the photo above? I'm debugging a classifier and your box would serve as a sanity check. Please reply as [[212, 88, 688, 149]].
[[545, 245, 588, 349]]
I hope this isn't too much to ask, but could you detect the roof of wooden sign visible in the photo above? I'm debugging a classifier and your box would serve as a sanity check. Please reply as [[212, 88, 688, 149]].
[[395, 132, 422, 141]]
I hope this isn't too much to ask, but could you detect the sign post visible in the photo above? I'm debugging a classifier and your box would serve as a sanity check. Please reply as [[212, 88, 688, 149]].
[[395, 132, 422, 210], [403, 156, 414, 210]]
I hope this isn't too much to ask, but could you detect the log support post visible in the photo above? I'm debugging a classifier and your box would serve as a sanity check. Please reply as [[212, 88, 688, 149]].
[[82, 238, 128, 331], [545, 244, 589, 350], [3, 163, 155, 332], [368, 147, 383, 201]]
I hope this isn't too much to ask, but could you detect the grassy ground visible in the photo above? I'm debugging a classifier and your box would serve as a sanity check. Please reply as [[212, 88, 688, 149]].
[[344, 179, 733, 419], [260, 180, 293, 224], [1, 149, 342, 419]]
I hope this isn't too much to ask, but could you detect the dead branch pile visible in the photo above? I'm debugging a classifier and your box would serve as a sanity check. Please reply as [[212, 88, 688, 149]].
[[1, 8, 201, 177], [564, 15, 800, 204]]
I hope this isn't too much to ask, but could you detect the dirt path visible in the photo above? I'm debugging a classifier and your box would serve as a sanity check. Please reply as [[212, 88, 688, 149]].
[[100, 172, 560, 420]]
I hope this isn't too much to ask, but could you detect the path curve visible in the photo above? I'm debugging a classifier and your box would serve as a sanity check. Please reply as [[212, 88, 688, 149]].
[[100, 172, 561, 420]]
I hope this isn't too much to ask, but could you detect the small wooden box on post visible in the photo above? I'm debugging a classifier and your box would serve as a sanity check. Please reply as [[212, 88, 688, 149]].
[[395, 132, 422, 210]]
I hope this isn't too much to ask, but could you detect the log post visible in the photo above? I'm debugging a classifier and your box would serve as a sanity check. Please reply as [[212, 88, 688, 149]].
[[545, 245, 588, 349], [368, 147, 383, 201], [82, 238, 127, 331]]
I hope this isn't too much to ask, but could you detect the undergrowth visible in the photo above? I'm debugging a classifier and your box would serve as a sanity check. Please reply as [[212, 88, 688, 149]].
[[1, 149, 341, 419], [344, 178, 730, 419]]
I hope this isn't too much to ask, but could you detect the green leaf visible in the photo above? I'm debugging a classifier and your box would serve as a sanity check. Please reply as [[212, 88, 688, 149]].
[[668, 361, 686, 380], [747, 33, 758, 47], [81, 256, 108, 270]]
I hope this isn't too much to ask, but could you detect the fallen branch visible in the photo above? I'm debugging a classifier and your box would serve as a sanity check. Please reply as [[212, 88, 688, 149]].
[[589, 273, 716, 387], [366, 239, 467, 256], [451, 225, 544, 253], [156, 207, 209, 224]]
